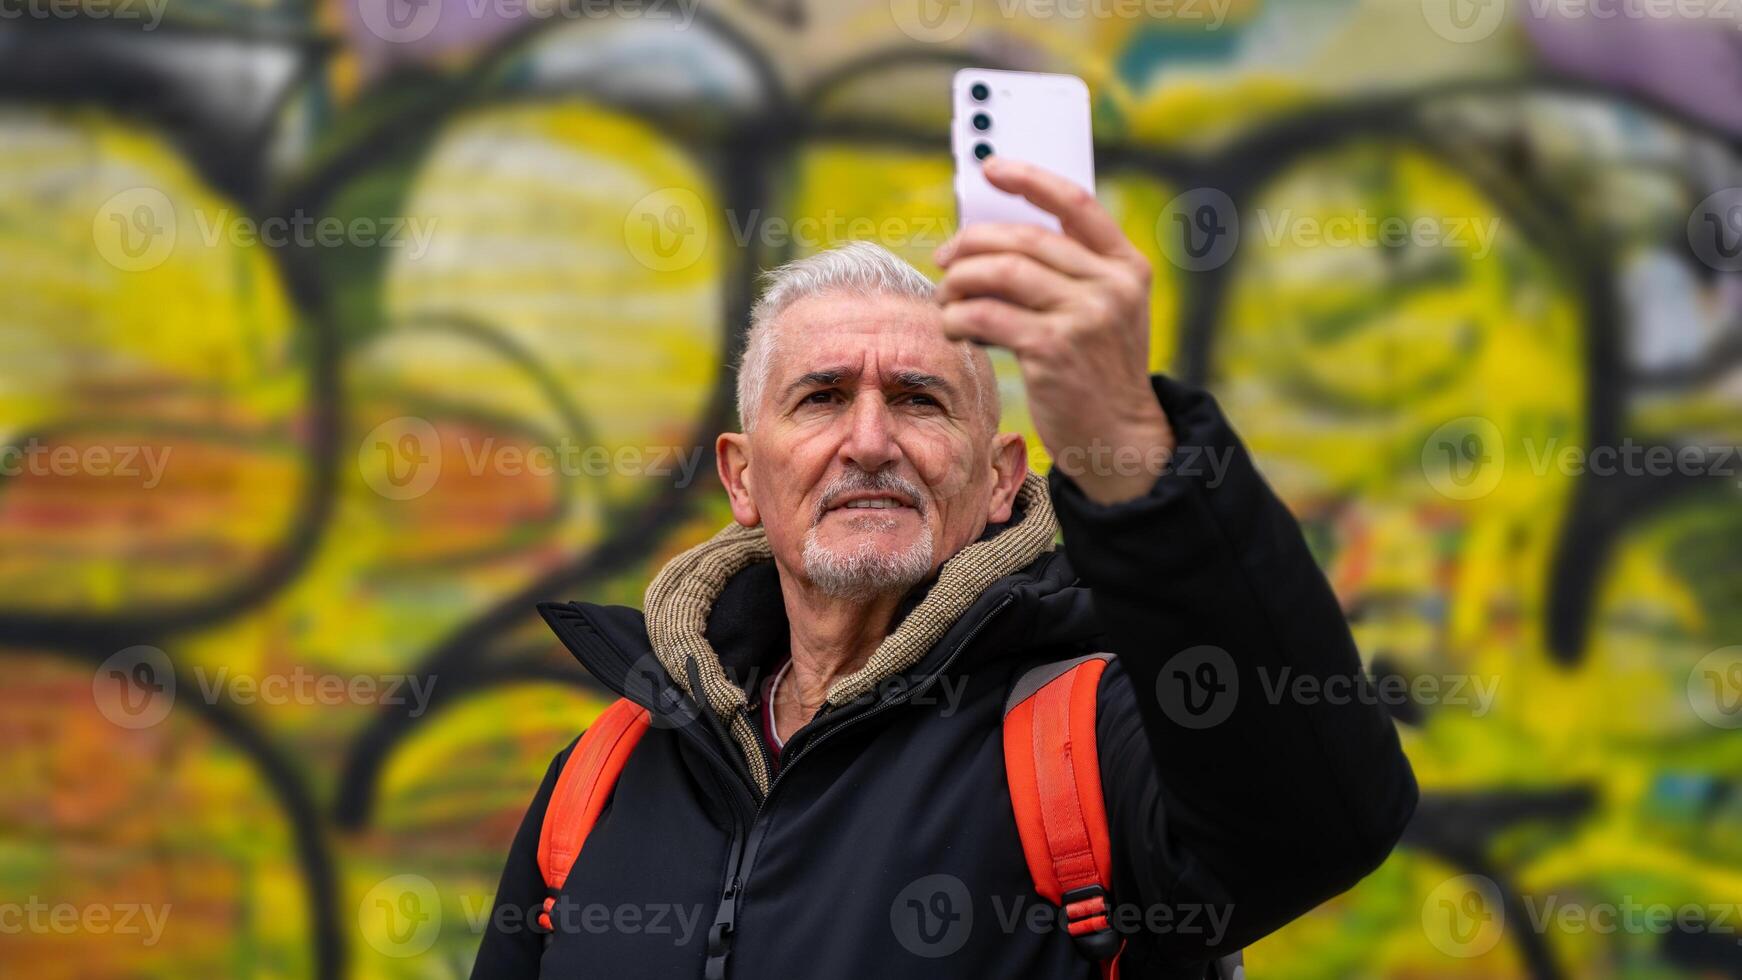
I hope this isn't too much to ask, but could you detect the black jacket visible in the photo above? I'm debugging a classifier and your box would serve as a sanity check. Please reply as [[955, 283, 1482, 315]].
[[471, 375, 1418, 979]]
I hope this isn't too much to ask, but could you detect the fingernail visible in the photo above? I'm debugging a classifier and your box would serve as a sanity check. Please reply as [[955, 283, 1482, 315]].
[[935, 239, 955, 264]]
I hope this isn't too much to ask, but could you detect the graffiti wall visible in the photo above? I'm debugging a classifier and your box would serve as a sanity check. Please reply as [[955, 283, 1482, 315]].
[[2, 0, 1740, 976]]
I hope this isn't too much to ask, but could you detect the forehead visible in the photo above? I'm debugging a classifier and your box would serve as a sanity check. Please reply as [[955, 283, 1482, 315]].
[[766, 291, 964, 382]]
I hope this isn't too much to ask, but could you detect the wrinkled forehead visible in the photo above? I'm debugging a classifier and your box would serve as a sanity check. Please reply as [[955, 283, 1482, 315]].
[[765, 292, 987, 401], [768, 293, 958, 373]]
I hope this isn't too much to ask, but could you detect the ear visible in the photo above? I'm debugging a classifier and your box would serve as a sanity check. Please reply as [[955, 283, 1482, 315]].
[[986, 432, 1028, 525], [716, 431, 760, 527]]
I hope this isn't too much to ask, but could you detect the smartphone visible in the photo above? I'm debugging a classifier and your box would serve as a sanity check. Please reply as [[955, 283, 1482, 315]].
[[952, 68, 1096, 233]]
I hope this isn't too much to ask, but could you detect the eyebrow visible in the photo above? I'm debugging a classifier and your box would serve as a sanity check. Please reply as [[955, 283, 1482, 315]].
[[891, 370, 958, 399], [781, 367, 961, 403]]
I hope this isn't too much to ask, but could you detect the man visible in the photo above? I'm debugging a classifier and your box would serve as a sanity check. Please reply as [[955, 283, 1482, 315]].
[[472, 158, 1417, 978]]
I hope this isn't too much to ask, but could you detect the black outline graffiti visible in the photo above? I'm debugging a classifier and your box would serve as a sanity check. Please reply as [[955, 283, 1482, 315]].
[[2, 7, 1740, 977]]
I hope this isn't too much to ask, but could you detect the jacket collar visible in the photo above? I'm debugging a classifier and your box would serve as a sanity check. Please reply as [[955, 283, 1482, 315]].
[[540, 472, 1095, 795]]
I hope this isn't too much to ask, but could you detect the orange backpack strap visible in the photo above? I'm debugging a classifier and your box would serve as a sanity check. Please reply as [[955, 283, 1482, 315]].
[[534, 697, 652, 932], [1006, 656, 1248, 980], [1004, 653, 1123, 979]]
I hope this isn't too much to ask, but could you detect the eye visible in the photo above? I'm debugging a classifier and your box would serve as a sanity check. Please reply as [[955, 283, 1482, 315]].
[[801, 389, 837, 405], [902, 393, 941, 408]]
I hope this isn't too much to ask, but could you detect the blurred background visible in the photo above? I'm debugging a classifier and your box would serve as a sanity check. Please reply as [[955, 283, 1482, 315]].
[[3, 0, 1742, 976]]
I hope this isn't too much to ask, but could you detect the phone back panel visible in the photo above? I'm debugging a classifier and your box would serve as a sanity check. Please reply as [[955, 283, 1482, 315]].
[[952, 69, 1096, 233]]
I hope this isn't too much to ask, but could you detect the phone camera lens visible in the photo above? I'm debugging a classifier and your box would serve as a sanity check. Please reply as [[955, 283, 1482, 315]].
[[971, 112, 991, 132], [970, 82, 990, 102], [973, 142, 993, 160]]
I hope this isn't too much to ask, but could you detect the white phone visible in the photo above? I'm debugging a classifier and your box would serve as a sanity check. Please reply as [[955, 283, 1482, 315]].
[[952, 68, 1096, 233]]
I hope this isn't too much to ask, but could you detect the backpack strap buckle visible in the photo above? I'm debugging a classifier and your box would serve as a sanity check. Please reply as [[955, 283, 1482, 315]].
[[532, 895, 557, 934], [1061, 884, 1121, 960]]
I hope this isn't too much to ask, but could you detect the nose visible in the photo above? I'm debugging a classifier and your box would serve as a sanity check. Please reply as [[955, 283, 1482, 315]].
[[839, 392, 900, 473]]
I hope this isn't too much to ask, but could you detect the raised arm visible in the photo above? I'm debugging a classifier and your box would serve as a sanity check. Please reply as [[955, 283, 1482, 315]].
[[1056, 375, 1418, 964], [933, 160, 1416, 966]]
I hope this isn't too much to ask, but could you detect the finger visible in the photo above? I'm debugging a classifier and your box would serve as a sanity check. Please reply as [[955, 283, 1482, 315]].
[[935, 222, 1104, 279], [979, 156, 1136, 259], [935, 253, 1074, 310], [939, 297, 1050, 351]]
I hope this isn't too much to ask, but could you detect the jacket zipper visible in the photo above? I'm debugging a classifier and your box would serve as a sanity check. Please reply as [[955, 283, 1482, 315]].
[[699, 592, 1017, 980], [557, 607, 761, 978]]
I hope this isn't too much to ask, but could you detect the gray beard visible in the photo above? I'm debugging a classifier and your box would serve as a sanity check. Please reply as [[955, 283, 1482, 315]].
[[801, 512, 935, 601]]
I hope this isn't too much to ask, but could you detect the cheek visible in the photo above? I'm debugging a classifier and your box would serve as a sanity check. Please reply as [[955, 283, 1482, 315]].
[[759, 432, 836, 509], [902, 432, 983, 510], [785, 428, 844, 482]]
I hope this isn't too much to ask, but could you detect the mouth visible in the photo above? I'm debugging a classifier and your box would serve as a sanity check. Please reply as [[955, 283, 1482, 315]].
[[823, 492, 919, 515]]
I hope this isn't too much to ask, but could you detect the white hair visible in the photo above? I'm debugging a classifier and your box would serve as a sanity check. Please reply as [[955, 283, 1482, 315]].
[[736, 240, 996, 432]]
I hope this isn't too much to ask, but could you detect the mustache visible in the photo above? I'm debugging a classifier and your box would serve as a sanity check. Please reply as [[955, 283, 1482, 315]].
[[812, 470, 928, 524]]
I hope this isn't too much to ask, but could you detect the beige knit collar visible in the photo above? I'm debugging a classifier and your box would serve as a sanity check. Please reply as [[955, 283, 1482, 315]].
[[642, 471, 1058, 795]]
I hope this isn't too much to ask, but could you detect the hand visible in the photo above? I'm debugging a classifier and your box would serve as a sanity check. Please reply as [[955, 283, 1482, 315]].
[[933, 155, 1175, 505]]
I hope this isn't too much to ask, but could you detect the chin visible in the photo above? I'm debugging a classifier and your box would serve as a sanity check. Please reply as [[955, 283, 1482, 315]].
[[800, 518, 936, 599], [819, 511, 922, 546]]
